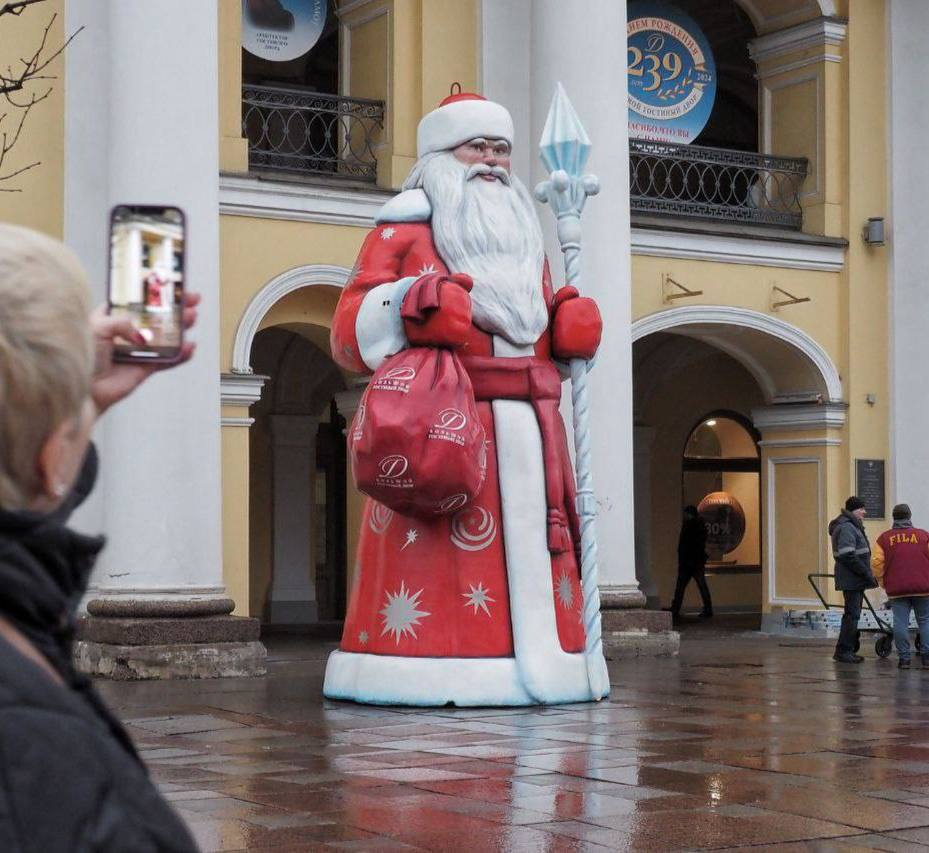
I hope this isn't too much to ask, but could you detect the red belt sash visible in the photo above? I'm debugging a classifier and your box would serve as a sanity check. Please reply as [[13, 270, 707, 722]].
[[461, 355, 579, 556]]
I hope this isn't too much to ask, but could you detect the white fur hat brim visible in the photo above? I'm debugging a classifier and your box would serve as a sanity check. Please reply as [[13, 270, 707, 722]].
[[417, 98, 514, 158]]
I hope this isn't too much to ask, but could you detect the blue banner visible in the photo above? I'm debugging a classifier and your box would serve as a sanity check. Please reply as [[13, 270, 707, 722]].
[[627, 2, 717, 145], [243, 0, 327, 62]]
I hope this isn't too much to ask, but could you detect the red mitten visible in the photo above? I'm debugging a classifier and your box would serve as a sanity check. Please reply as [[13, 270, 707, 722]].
[[401, 272, 473, 348], [551, 286, 602, 360]]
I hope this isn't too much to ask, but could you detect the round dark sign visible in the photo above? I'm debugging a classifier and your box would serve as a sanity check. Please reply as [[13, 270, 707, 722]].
[[698, 491, 746, 559]]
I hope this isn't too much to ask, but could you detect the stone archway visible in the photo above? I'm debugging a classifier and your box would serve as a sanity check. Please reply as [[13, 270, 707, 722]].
[[231, 263, 351, 374], [632, 305, 843, 403], [632, 306, 845, 623]]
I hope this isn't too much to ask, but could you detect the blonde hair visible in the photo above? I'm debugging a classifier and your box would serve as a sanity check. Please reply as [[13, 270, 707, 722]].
[[0, 225, 94, 510]]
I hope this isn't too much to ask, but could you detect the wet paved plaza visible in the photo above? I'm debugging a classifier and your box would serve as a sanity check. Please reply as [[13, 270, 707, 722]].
[[99, 621, 929, 851]]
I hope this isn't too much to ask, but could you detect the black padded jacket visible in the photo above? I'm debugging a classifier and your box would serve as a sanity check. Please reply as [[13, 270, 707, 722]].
[[0, 447, 197, 852]]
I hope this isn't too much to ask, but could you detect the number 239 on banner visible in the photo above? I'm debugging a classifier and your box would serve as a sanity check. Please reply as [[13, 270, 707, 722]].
[[626, 2, 717, 145]]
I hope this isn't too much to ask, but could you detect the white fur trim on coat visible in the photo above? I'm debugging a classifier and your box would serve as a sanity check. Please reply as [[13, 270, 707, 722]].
[[323, 650, 534, 706], [355, 277, 416, 371], [492, 336, 607, 703], [417, 99, 514, 158], [375, 189, 431, 225]]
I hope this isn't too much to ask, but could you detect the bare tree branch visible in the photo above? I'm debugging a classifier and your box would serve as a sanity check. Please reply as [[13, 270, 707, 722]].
[[0, 0, 46, 18], [0, 2, 81, 189]]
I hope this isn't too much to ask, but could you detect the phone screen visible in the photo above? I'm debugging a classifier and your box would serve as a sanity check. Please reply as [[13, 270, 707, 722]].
[[108, 205, 185, 361]]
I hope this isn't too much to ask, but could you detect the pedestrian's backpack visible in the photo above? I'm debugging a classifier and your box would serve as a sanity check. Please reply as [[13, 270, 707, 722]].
[[349, 347, 487, 517]]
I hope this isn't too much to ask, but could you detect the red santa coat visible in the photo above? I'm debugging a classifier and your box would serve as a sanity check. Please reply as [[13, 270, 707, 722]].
[[323, 188, 604, 705]]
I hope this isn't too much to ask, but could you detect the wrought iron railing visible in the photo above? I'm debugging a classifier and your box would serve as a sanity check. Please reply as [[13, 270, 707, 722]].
[[629, 139, 809, 229], [242, 84, 384, 182]]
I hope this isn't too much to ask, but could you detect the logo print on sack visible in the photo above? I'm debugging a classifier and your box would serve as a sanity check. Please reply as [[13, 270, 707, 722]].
[[369, 502, 394, 534], [428, 407, 468, 446], [436, 408, 467, 431], [450, 506, 497, 552], [375, 455, 413, 489], [385, 366, 416, 381], [378, 455, 409, 478], [372, 364, 416, 394], [352, 403, 366, 442], [435, 493, 469, 514]]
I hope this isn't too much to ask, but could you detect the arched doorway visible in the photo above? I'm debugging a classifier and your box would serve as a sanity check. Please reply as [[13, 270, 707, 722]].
[[632, 307, 845, 625], [248, 326, 348, 626], [683, 412, 762, 612]]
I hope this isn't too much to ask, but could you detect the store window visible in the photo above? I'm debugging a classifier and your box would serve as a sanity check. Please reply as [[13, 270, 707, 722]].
[[682, 413, 761, 571]]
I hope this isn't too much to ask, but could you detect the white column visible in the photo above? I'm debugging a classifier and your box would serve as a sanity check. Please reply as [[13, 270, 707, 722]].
[[889, 4, 929, 521], [529, 1, 638, 600], [66, 1, 225, 605], [634, 426, 658, 604], [269, 416, 319, 623]]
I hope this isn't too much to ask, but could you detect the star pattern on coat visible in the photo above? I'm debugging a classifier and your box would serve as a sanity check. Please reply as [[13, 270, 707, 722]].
[[400, 528, 419, 551], [462, 582, 495, 617], [556, 571, 575, 610], [418, 262, 438, 275], [380, 581, 430, 644], [358, 630, 369, 645], [380, 227, 396, 240]]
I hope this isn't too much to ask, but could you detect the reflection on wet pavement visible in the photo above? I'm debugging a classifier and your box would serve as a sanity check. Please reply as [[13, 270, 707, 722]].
[[97, 629, 929, 851]]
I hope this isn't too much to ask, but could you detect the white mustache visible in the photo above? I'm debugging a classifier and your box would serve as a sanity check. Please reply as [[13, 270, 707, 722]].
[[466, 163, 511, 185]]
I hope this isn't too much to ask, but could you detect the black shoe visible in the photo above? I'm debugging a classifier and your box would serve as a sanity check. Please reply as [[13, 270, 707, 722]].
[[900, 658, 912, 669], [698, 610, 713, 619], [833, 652, 864, 663]]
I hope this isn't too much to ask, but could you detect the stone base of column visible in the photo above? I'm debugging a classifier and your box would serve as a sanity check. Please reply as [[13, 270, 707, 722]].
[[600, 588, 680, 659], [74, 598, 267, 680]]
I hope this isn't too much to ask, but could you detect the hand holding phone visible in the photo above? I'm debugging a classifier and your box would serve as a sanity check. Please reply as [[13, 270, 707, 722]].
[[91, 293, 200, 415], [107, 205, 186, 363]]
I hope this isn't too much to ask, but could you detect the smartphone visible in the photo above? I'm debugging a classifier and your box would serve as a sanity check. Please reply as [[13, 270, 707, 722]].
[[107, 204, 186, 363]]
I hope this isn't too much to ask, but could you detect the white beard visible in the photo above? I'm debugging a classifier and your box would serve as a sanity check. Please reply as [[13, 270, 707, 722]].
[[403, 152, 548, 347]]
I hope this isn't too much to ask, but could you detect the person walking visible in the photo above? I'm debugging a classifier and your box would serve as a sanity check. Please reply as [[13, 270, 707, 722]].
[[871, 504, 929, 669], [829, 496, 878, 663], [669, 505, 713, 620]]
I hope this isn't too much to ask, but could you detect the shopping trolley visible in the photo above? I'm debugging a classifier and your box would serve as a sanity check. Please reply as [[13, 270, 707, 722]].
[[807, 573, 922, 658]]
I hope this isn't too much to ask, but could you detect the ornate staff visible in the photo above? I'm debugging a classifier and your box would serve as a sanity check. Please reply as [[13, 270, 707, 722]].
[[535, 83, 610, 700]]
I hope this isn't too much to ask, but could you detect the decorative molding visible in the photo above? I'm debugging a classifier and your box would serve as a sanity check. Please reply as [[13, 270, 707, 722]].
[[761, 72, 823, 199], [334, 385, 368, 418], [219, 174, 393, 227], [749, 17, 848, 66], [737, 0, 836, 33], [752, 402, 847, 432], [339, 3, 391, 150], [631, 227, 844, 271], [767, 455, 824, 607], [221, 372, 268, 406], [631, 305, 845, 403], [758, 437, 842, 447], [232, 264, 352, 374]]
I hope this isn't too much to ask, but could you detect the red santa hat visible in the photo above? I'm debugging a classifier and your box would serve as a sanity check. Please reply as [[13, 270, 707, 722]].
[[417, 87, 514, 158]]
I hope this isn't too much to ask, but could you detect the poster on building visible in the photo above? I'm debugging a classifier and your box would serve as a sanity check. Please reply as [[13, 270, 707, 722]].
[[243, 0, 327, 62], [627, 1, 717, 145]]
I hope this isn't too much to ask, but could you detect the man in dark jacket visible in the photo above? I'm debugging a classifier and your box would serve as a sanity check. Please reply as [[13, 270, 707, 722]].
[[872, 503, 929, 669], [669, 505, 713, 619], [829, 496, 878, 663]]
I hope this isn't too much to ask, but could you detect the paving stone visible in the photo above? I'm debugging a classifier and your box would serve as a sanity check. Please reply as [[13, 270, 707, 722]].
[[94, 625, 929, 852]]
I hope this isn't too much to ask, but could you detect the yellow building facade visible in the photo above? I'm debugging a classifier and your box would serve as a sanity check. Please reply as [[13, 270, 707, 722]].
[[2, 0, 917, 664]]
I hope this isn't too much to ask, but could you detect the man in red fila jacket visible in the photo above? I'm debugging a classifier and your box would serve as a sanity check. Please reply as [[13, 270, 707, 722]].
[[872, 503, 929, 669]]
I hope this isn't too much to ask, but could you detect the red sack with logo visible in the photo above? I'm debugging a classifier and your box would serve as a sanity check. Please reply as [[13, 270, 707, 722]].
[[349, 347, 487, 517]]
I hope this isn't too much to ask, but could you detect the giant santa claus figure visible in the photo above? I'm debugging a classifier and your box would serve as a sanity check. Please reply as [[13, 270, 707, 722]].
[[323, 90, 606, 706]]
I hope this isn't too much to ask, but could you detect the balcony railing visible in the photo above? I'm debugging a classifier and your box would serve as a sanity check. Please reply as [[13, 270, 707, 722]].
[[629, 139, 808, 229], [242, 84, 384, 182]]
